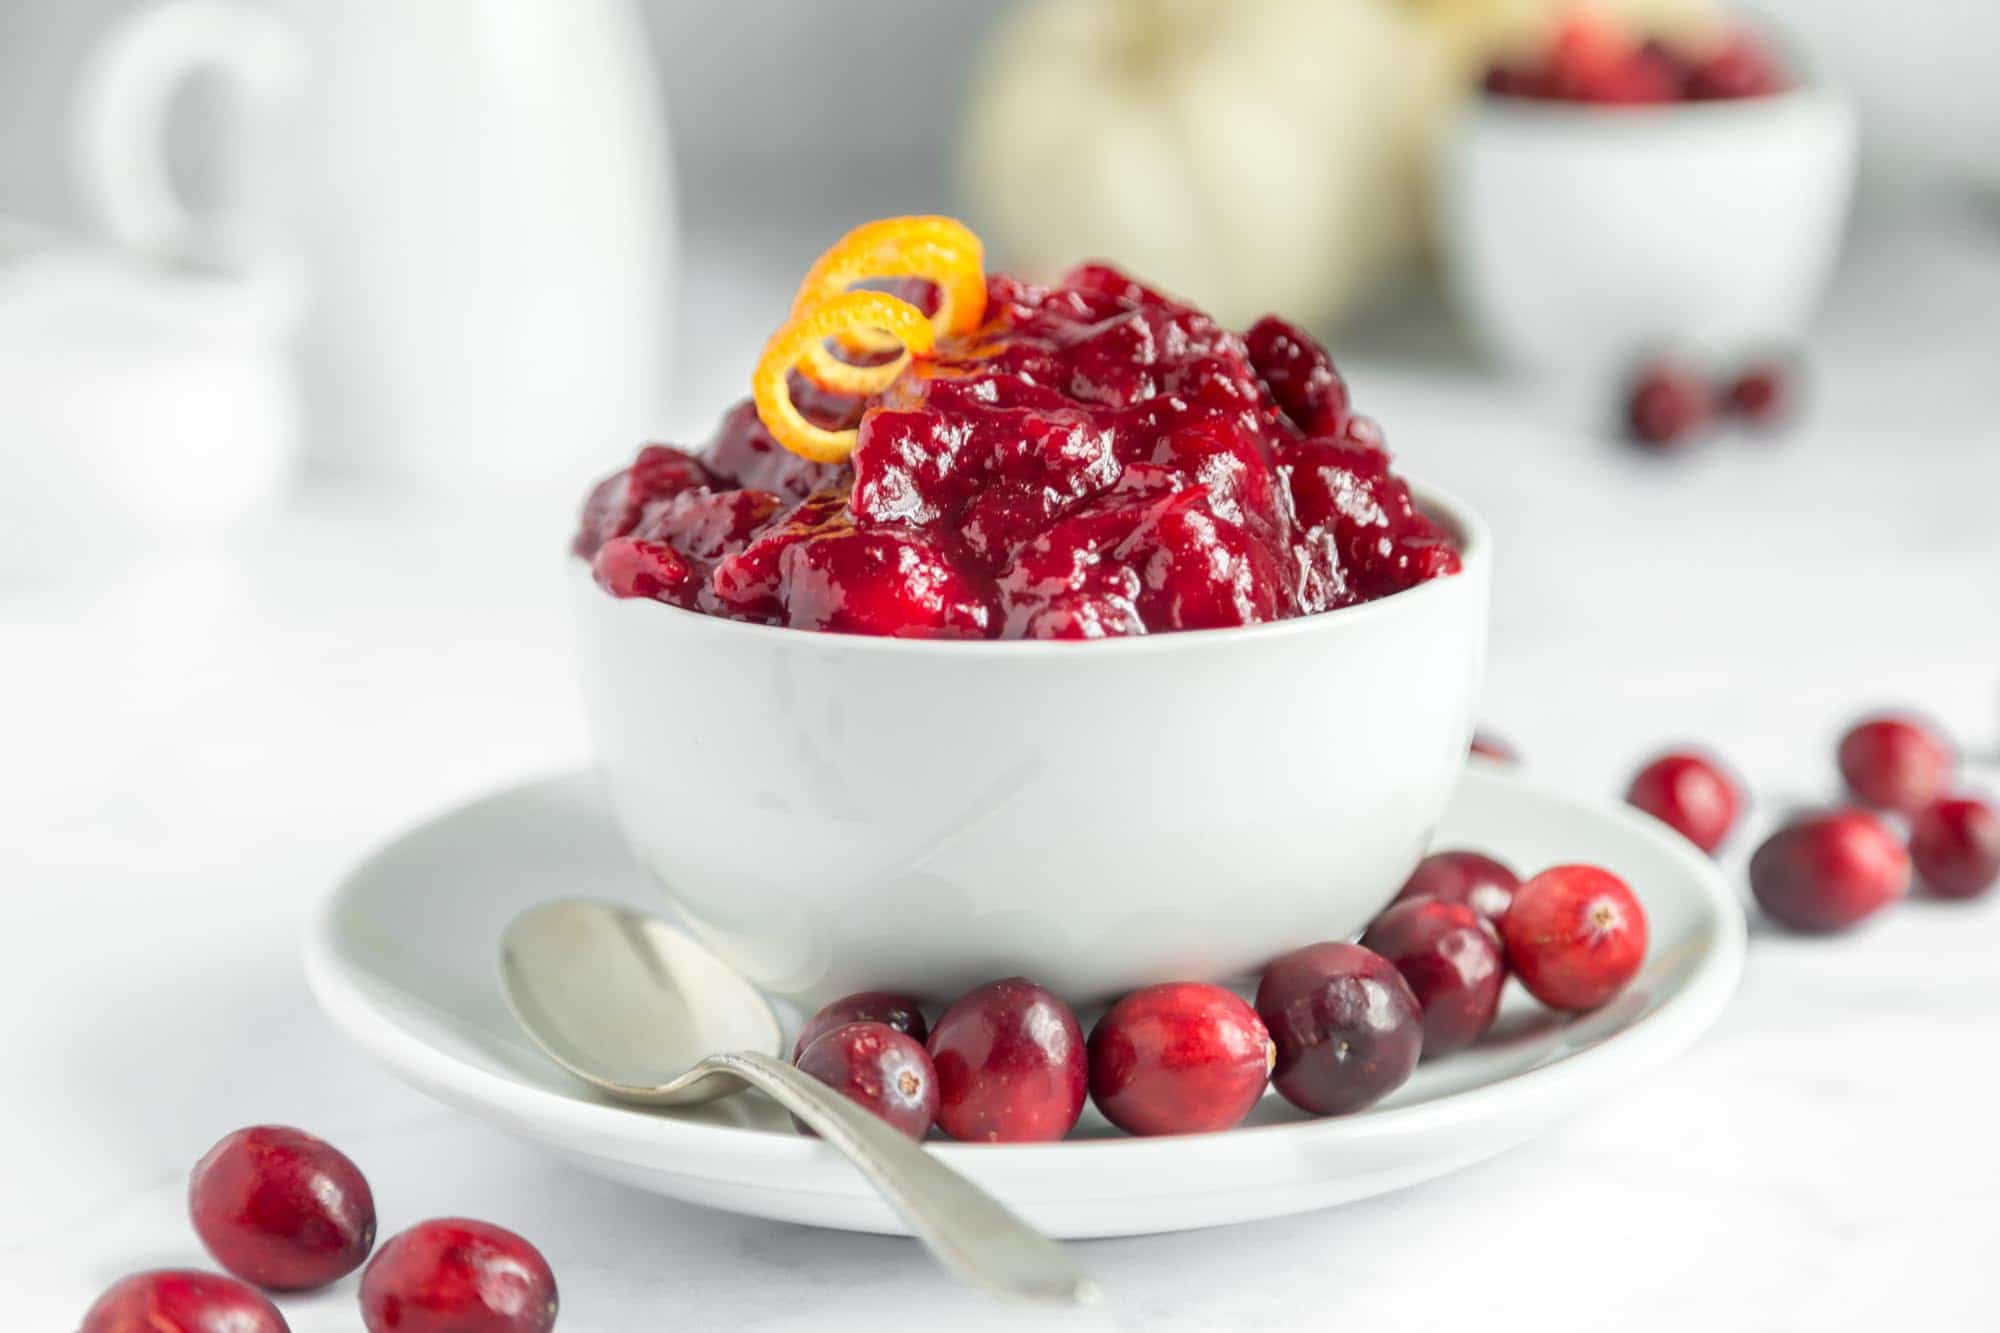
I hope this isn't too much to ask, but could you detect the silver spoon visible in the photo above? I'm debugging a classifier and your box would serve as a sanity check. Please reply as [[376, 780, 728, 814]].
[[499, 899, 1097, 1305]]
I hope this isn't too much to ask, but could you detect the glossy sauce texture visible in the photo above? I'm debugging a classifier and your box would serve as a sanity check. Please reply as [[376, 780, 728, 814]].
[[576, 266, 1459, 638]]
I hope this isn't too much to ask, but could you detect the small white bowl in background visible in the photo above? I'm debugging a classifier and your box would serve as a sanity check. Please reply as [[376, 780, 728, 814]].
[[572, 487, 1489, 1007], [1436, 71, 1856, 378]]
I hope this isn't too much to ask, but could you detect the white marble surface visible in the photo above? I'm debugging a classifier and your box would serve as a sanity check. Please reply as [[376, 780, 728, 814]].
[[5, 197, 1999, 1332]]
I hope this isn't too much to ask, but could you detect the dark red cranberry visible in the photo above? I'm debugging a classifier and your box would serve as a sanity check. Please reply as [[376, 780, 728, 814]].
[[793, 1021, 939, 1139], [1360, 899, 1506, 1055], [81, 1270, 288, 1333], [1087, 983, 1273, 1136], [1910, 796, 2000, 900], [1482, 62, 1544, 98], [1838, 714, 1954, 813], [1750, 809, 1910, 932], [781, 527, 994, 638], [1393, 849, 1521, 924], [360, 1219, 557, 1333], [1624, 750, 1743, 854], [1501, 865, 1649, 1011], [793, 991, 928, 1061], [1687, 34, 1785, 101], [188, 1125, 376, 1293], [1469, 731, 1519, 764], [1723, 362, 1792, 426], [1625, 360, 1712, 447], [590, 535, 697, 603], [1255, 942, 1423, 1115], [927, 977, 1087, 1142], [1245, 315, 1349, 437]]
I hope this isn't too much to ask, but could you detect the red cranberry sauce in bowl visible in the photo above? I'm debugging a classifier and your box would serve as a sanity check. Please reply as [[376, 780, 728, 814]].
[[574, 265, 1459, 640]]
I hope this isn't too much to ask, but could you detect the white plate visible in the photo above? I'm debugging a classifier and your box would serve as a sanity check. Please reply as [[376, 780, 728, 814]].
[[305, 767, 1744, 1239]]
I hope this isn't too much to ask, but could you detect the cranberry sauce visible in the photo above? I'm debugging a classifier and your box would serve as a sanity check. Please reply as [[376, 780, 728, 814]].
[[575, 266, 1459, 639]]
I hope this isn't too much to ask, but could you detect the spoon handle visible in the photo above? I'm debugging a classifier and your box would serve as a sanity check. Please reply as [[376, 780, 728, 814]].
[[702, 1050, 1097, 1305]]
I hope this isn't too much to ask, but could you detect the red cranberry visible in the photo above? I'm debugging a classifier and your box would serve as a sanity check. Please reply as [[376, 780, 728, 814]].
[[1750, 809, 1910, 932], [1687, 34, 1785, 101], [360, 1219, 556, 1333], [1087, 983, 1273, 1136], [1501, 865, 1649, 1011], [1837, 714, 1954, 813], [1910, 796, 2000, 900], [590, 535, 698, 603], [1245, 315, 1349, 437], [793, 991, 928, 1061], [794, 1021, 939, 1139], [927, 977, 1087, 1142], [1723, 362, 1792, 426], [1625, 360, 1712, 447], [1392, 849, 1521, 924], [188, 1125, 375, 1293], [1360, 899, 1506, 1056], [1469, 731, 1519, 764], [81, 1270, 288, 1333], [1624, 750, 1743, 854], [1254, 942, 1423, 1116]]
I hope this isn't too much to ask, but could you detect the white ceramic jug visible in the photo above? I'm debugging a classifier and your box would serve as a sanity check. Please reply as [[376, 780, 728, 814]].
[[278, 0, 677, 499]]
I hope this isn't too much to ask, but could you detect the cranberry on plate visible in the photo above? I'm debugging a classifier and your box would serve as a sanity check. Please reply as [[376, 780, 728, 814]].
[[793, 991, 928, 1061], [1392, 849, 1521, 924], [1749, 809, 1911, 932], [1087, 982, 1274, 1136], [927, 977, 1087, 1142], [1909, 796, 2000, 900], [1624, 750, 1743, 854], [1837, 714, 1954, 813], [794, 1021, 939, 1140], [360, 1218, 557, 1333], [188, 1125, 376, 1292], [1255, 942, 1423, 1116], [81, 1270, 288, 1333], [1360, 899, 1507, 1056], [1501, 865, 1649, 1011], [1625, 359, 1712, 448]]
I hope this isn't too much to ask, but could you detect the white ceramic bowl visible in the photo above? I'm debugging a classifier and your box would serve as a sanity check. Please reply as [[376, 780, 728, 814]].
[[572, 485, 1489, 1006], [1436, 75, 1856, 377]]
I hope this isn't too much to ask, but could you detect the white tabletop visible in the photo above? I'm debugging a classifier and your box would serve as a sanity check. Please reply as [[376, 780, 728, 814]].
[[6, 196, 1998, 1331]]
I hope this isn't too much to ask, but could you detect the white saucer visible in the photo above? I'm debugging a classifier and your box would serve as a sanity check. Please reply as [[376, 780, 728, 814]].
[[305, 767, 1744, 1239]]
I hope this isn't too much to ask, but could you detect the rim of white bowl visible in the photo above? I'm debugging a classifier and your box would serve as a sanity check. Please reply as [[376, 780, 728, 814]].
[[574, 478, 1490, 656]]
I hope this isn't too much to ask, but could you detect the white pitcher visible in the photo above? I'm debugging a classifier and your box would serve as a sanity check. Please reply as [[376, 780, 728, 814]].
[[277, 0, 677, 499]]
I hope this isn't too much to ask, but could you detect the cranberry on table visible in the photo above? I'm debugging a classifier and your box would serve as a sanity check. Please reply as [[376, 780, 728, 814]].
[[927, 977, 1087, 1142], [1723, 362, 1792, 426], [82, 1270, 289, 1333], [360, 1218, 557, 1333], [1087, 983, 1273, 1136], [1392, 849, 1521, 924], [1624, 750, 1743, 854], [1360, 899, 1507, 1056], [1749, 809, 1910, 932], [188, 1125, 376, 1293], [1624, 360, 1712, 448], [1255, 942, 1423, 1116], [1837, 714, 1954, 814], [1501, 865, 1649, 1011], [793, 991, 928, 1061], [1909, 796, 2000, 900], [794, 1021, 939, 1140]]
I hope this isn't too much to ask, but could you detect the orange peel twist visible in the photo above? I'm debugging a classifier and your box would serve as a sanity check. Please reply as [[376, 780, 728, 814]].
[[789, 215, 987, 392], [752, 290, 935, 463]]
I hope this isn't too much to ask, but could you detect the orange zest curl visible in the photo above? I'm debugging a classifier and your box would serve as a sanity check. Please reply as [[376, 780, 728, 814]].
[[752, 290, 936, 463], [789, 215, 988, 388]]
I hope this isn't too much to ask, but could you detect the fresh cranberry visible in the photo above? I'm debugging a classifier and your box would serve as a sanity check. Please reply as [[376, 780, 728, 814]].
[[793, 1021, 940, 1139], [81, 1270, 288, 1333], [1469, 731, 1518, 764], [1254, 942, 1423, 1115], [1501, 866, 1649, 1011], [187, 1125, 376, 1292], [927, 977, 1087, 1142], [1749, 809, 1910, 932], [1359, 899, 1506, 1055], [1910, 796, 2000, 900], [1837, 714, 1954, 813], [1392, 849, 1520, 924], [1086, 983, 1273, 1136], [793, 991, 928, 1061], [360, 1219, 557, 1333], [1624, 750, 1743, 854], [1625, 360, 1712, 447], [1723, 362, 1792, 426]]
